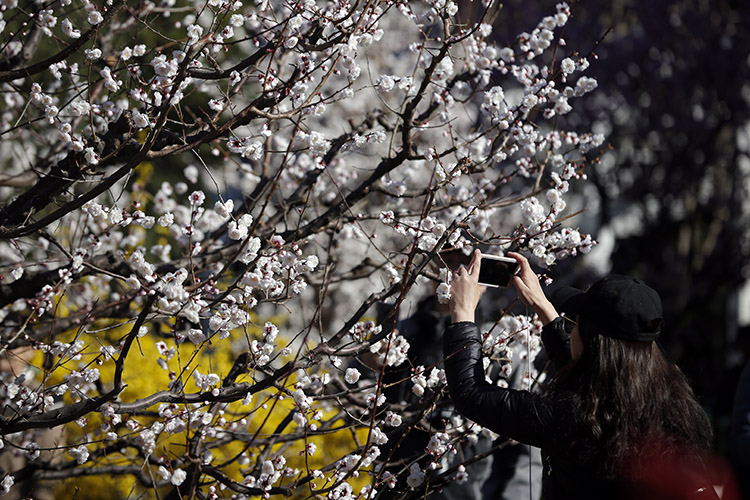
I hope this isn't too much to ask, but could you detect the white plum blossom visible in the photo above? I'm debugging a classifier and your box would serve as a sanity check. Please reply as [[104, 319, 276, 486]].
[[171, 469, 187, 486], [406, 463, 425, 488], [575, 76, 599, 95], [383, 179, 407, 197], [38, 10, 57, 35], [100, 67, 121, 92], [369, 331, 410, 367], [187, 329, 206, 344], [376, 75, 396, 93], [427, 432, 451, 455], [228, 213, 253, 240], [1, 475, 13, 494], [228, 137, 264, 160], [158, 213, 174, 226], [88, 10, 103, 25], [372, 427, 389, 445], [183, 165, 199, 183], [187, 24, 203, 44], [61, 19, 81, 38], [157, 465, 187, 486], [69, 445, 89, 464], [344, 368, 361, 384], [436, 282, 451, 304], [293, 388, 312, 411], [520, 197, 547, 226], [214, 199, 234, 218], [10, 267, 23, 281], [133, 109, 149, 128], [188, 190, 205, 208], [157, 466, 171, 481], [128, 249, 156, 282], [456, 464, 469, 483], [193, 370, 221, 391], [385, 411, 402, 427], [85, 48, 102, 59], [484, 86, 508, 122], [499, 47, 515, 62], [151, 55, 177, 78], [238, 236, 261, 263], [83, 147, 98, 164], [561, 57, 576, 75]]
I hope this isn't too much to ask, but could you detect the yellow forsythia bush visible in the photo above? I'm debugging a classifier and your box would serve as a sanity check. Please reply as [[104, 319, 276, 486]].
[[30, 311, 370, 499]]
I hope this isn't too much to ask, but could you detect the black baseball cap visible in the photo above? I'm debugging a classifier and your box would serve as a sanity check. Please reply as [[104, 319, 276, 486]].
[[550, 275, 663, 342]]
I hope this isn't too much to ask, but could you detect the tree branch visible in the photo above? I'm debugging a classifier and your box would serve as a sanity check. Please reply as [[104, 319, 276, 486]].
[[0, 295, 156, 435], [0, 0, 127, 83]]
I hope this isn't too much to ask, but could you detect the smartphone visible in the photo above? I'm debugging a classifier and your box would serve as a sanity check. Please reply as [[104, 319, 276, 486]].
[[475, 254, 520, 288]]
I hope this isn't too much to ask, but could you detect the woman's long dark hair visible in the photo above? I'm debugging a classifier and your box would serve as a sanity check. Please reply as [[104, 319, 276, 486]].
[[547, 315, 713, 479]]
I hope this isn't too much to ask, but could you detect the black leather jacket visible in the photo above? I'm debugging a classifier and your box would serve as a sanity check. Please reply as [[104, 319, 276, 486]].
[[443, 317, 620, 500]]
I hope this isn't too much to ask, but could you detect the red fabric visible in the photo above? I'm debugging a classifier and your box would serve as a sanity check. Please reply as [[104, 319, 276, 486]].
[[628, 448, 740, 500]]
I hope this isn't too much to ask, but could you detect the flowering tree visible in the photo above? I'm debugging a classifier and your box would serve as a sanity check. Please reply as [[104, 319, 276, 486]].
[[0, 0, 603, 498]]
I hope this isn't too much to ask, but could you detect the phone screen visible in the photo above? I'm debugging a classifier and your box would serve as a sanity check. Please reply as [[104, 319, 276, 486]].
[[478, 257, 519, 287]]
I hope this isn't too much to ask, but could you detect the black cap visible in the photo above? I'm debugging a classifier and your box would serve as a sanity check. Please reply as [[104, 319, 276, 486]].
[[550, 275, 663, 342]]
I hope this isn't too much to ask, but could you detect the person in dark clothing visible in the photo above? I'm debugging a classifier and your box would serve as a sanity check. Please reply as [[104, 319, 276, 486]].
[[443, 250, 720, 500]]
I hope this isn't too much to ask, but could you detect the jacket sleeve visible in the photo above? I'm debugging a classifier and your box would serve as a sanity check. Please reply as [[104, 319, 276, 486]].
[[541, 316, 572, 370], [443, 321, 560, 450]]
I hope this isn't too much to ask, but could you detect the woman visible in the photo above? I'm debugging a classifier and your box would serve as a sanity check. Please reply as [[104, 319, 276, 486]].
[[444, 250, 716, 499]]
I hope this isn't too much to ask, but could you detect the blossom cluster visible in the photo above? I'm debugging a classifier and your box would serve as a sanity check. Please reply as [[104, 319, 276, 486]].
[[0, 0, 606, 497]]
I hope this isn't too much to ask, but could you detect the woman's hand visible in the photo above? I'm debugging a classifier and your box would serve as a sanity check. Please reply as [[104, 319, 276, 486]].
[[508, 252, 558, 325], [449, 249, 485, 323]]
